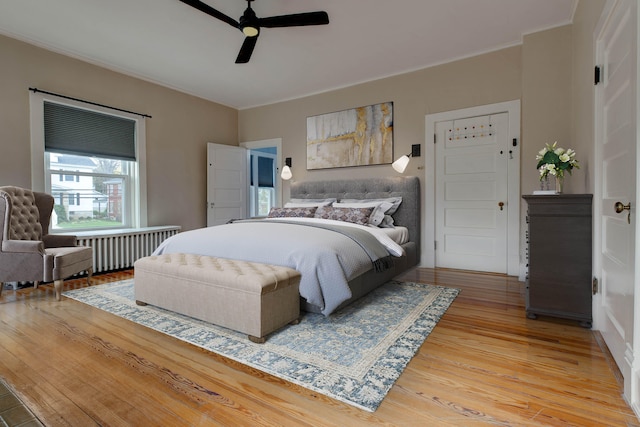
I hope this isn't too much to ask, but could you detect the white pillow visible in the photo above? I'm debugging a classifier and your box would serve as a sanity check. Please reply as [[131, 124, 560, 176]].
[[379, 215, 395, 228], [339, 197, 402, 215], [285, 198, 336, 208], [333, 201, 393, 227], [288, 198, 336, 205]]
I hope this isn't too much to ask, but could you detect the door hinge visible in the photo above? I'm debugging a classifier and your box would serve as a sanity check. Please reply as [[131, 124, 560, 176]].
[[434, 241, 437, 250], [434, 133, 437, 144], [592, 277, 599, 295], [594, 66, 601, 85]]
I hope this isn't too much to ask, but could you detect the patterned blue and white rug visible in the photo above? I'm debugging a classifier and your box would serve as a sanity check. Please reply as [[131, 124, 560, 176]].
[[63, 279, 459, 412]]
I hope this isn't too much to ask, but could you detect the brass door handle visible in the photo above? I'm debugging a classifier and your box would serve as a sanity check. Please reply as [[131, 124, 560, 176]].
[[614, 201, 631, 224], [498, 202, 504, 211]]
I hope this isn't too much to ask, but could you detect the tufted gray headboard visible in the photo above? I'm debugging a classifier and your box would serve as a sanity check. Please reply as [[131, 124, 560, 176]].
[[290, 176, 420, 260]]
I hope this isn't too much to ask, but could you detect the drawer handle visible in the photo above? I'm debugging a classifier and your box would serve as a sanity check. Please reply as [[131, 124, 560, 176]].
[[614, 201, 631, 224]]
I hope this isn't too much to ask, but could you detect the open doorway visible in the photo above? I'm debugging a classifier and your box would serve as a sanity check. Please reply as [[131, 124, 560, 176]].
[[241, 138, 283, 217], [249, 147, 276, 217]]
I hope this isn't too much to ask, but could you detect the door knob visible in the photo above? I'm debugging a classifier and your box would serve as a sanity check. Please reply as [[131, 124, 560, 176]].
[[498, 202, 504, 211], [614, 201, 631, 224]]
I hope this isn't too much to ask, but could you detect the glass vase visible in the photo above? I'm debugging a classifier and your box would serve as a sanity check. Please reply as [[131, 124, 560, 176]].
[[555, 176, 563, 194]]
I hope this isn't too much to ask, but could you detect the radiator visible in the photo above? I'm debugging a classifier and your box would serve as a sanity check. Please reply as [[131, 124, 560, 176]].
[[74, 226, 181, 273]]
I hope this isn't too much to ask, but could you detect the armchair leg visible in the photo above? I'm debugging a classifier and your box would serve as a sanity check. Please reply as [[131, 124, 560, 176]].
[[0, 282, 3, 297], [34, 281, 40, 289], [54, 279, 63, 301], [86, 267, 93, 285]]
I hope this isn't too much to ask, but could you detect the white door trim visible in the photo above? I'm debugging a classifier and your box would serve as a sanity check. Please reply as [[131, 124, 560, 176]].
[[424, 100, 521, 276]]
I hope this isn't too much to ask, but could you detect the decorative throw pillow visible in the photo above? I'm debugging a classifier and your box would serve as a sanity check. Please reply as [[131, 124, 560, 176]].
[[267, 206, 317, 218], [333, 201, 394, 227], [339, 197, 403, 215], [314, 206, 373, 226]]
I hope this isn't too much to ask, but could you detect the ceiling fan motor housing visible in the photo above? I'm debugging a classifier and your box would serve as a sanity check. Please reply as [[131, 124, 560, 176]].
[[240, 6, 259, 37]]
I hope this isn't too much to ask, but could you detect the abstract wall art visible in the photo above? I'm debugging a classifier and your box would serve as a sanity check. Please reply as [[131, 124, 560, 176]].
[[306, 102, 393, 170]]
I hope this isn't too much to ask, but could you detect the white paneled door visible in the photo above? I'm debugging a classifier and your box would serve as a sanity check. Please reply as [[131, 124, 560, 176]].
[[206, 143, 248, 227], [435, 113, 509, 273], [595, 0, 637, 406]]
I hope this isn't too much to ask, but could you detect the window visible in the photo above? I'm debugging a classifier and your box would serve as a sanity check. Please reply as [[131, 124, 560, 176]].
[[30, 91, 147, 232]]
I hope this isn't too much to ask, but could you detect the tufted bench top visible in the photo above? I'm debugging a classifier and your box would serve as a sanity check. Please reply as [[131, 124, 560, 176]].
[[133, 253, 301, 342], [136, 253, 299, 294]]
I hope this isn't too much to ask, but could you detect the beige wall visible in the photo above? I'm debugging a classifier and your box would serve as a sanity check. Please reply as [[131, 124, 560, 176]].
[[239, 47, 522, 194], [0, 34, 238, 231], [522, 25, 573, 195], [239, 32, 577, 268], [1, 2, 606, 269]]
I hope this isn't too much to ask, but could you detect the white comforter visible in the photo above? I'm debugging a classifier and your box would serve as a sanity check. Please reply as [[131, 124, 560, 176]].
[[152, 218, 405, 315]]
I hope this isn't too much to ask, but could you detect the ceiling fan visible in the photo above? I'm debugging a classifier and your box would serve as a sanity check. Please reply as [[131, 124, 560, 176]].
[[178, 0, 330, 64]]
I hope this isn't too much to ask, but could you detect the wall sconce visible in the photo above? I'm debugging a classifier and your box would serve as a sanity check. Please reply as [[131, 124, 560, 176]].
[[281, 157, 293, 180], [392, 144, 421, 173]]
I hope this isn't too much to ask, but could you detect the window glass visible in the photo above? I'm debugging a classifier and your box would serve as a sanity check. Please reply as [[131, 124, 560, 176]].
[[46, 152, 132, 230]]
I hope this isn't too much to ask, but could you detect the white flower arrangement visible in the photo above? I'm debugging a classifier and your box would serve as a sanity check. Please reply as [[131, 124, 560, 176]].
[[536, 141, 579, 180]]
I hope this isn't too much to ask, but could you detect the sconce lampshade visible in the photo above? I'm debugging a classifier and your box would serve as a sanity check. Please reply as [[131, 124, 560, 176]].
[[392, 155, 410, 173], [281, 165, 292, 180], [392, 144, 421, 174]]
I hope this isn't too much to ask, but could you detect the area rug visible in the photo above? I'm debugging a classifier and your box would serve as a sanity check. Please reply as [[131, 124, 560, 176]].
[[63, 279, 459, 412]]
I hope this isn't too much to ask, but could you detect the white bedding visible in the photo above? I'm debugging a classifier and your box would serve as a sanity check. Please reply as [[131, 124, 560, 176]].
[[266, 217, 405, 256], [152, 218, 404, 315], [378, 226, 409, 245]]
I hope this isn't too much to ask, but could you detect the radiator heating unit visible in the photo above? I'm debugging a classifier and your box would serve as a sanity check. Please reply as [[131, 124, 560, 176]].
[[74, 226, 181, 273]]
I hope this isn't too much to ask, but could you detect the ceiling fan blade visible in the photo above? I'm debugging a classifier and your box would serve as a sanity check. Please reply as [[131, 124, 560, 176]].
[[259, 11, 329, 28], [235, 36, 258, 63], [178, 0, 239, 29]]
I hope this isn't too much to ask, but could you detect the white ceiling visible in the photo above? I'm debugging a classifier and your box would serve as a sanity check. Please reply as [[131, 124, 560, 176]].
[[0, 0, 576, 110]]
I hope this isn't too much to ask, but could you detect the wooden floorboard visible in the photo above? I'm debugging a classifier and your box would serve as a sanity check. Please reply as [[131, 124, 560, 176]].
[[0, 268, 637, 426]]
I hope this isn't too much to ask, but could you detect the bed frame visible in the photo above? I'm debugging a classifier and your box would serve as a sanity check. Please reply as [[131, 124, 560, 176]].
[[290, 176, 420, 313]]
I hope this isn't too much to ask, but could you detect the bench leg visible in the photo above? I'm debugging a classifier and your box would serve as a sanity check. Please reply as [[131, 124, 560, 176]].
[[136, 300, 148, 306], [248, 335, 266, 344]]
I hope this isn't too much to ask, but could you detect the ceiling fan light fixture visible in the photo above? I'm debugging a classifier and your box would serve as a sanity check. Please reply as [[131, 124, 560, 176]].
[[242, 25, 259, 37], [240, 4, 259, 37]]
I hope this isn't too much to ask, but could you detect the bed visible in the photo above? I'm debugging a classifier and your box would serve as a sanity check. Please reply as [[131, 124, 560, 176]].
[[152, 176, 420, 315]]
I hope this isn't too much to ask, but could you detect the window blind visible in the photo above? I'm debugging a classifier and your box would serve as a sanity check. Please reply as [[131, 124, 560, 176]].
[[44, 101, 136, 161], [250, 155, 274, 188]]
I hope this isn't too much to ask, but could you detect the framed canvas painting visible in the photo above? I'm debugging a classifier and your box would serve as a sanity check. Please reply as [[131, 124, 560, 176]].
[[306, 102, 393, 170]]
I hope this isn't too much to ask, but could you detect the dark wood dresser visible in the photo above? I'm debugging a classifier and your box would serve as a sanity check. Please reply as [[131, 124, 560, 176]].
[[522, 194, 593, 327]]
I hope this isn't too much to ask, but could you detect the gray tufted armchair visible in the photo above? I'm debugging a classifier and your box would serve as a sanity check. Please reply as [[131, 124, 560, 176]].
[[0, 186, 93, 300]]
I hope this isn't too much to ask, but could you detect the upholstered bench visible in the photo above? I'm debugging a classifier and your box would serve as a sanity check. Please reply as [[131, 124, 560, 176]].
[[133, 253, 301, 343]]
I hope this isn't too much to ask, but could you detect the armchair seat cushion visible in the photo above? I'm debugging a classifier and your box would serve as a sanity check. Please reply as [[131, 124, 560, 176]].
[[44, 246, 93, 281]]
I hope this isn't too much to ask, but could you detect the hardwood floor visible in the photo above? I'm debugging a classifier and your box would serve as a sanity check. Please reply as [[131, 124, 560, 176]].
[[0, 268, 637, 426]]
